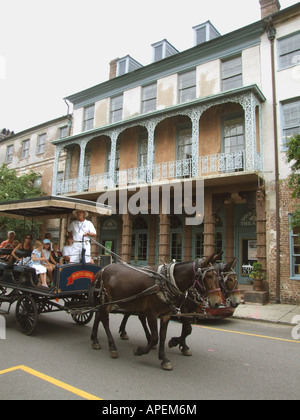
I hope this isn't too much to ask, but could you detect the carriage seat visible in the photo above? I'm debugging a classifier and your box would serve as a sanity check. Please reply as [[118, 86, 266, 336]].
[[0, 248, 13, 263], [12, 265, 38, 286], [0, 261, 14, 271], [0, 248, 12, 256]]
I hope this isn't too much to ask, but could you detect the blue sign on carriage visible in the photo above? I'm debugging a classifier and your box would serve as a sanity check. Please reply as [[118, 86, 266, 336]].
[[56, 264, 100, 294]]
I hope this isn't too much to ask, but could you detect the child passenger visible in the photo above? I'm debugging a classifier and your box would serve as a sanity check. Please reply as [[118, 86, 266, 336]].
[[29, 240, 51, 288]]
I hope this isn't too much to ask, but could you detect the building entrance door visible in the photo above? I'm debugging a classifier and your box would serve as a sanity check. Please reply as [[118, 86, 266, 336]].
[[234, 206, 257, 285], [130, 216, 149, 266]]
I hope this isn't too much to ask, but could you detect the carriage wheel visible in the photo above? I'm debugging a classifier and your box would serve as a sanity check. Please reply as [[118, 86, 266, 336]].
[[15, 294, 38, 335], [71, 310, 93, 325], [70, 296, 93, 325]]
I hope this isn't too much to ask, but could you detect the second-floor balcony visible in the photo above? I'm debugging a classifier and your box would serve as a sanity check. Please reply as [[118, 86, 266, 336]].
[[55, 150, 262, 196], [52, 85, 265, 197]]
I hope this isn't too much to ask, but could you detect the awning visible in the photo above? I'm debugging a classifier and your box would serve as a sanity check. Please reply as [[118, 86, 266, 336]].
[[0, 195, 111, 220]]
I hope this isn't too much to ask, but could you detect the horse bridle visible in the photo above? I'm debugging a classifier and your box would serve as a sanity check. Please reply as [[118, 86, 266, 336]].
[[218, 269, 240, 297], [192, 259, 221, 297]]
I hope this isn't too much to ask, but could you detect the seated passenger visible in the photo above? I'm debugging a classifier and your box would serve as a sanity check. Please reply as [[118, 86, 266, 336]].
[[62, 236, 76, 264], [29, 240, 50, 288], [0, 231, 16, 249], [11, 234, 33, 263], [42, 239, 56, 283], [44, 233, 53, 250], [51, 242, 63, 264], [0, 240, 19, 262]]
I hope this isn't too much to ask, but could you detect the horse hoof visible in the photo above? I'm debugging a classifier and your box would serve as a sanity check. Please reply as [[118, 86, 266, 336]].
[[110, 350, 118, 359], [161, 361, 173, 371], [182, 349, 192, 357], [120, 333, 129, 340], [134, 346, 142, 356], [92, 342, 101, 350]]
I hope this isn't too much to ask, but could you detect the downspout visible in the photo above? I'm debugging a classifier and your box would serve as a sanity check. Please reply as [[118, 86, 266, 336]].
[[265, 17, 281, 303], [64, 99, 72, 136]]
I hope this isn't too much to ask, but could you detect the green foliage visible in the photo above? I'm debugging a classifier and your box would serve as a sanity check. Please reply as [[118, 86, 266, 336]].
[[0, 164, 45, 240], [0, 164, 45, 201], [249, 262, 266, 280], [286, 135, 300, 230]]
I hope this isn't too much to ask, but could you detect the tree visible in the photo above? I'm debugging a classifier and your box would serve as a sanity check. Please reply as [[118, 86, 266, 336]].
[[0, 164, 46, 240], [286, 134, 300, 229]]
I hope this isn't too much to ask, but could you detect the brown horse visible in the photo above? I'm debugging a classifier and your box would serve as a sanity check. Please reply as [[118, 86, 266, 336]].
[[90, 254, 222, 370], [168, 258, 241, 356], [118, 257, 241, 357]]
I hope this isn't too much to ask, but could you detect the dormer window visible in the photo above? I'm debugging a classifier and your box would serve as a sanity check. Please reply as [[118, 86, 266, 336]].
[[151, 39, 179, 62], [193, 21, 220, 45], [116, 55, 143, 76]]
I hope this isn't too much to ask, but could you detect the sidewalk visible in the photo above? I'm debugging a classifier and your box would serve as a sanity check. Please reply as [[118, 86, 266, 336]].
[[232, 302, 300, 326]]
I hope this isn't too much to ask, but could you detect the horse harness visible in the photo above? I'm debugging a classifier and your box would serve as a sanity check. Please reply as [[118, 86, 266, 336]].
[[91, 259, 217, 315]]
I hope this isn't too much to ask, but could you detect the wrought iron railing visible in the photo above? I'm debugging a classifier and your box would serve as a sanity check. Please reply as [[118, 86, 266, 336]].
[[56, 150, 260, 195]]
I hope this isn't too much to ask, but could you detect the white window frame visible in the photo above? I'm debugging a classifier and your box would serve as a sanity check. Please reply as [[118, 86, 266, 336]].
[[221, 56, 243, 91], [278, 31, 300, 70], [142, 83, 157, 114], [178, 70, 196, 104], [110, 95, 123, 123], [21, 139, 29, 159], [5, 145, 13, 163], [83, 104, 95, 131], [37, 133, 46, 155], [281, 99, 300, 151]]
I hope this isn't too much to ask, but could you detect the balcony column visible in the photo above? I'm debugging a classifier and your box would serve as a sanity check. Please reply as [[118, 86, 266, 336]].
[[146, 121, 157, 183], [108, 130, 120, 187], [187, 108, 202, 177], [77, 141, 86, 192], [52, 145, 63, 195], [242, 92, 258, 171], [65, 148, 72, 180]]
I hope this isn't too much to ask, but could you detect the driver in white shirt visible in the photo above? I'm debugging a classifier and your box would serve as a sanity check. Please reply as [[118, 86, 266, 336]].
[[67, 209, 96, 263]]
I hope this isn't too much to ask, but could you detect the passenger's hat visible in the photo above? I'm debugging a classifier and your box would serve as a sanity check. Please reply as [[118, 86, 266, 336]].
[[43, 239, 51, 244], [72, 209, 89, 218]]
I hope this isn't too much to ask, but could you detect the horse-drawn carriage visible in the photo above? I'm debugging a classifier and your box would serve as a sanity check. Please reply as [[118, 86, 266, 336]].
[[0, 196, 110, 335], [0, 195, 241, 370]]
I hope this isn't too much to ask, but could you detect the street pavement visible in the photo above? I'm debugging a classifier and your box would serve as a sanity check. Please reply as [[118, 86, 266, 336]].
[[232, 302, 300, 326]]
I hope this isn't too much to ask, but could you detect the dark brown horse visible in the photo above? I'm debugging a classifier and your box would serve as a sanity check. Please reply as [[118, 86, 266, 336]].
[[90, 254, 222, 370], [168, 258, 241, 356], [118, 256, 241, 357]]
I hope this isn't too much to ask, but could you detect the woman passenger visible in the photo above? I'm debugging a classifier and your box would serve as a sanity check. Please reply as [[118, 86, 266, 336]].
[[11, 234, 33, 262]]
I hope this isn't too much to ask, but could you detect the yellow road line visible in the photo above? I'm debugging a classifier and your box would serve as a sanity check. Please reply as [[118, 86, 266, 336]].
[[193, 325, 300, 344], [0, 365, 102, 400]]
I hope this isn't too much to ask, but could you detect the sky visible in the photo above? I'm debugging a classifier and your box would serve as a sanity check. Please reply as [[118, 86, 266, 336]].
[[0, 0, 298, 134]]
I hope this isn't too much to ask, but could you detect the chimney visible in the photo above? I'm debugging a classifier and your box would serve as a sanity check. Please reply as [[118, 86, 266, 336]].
[[259, 0, 281, 19], [109, 58, 119, 79]]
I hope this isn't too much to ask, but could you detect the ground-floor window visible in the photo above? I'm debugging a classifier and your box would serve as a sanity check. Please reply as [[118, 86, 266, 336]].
[[290, 219, 300, 279], [171, 232, 183, 261], [131, 233, 148, 262]]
